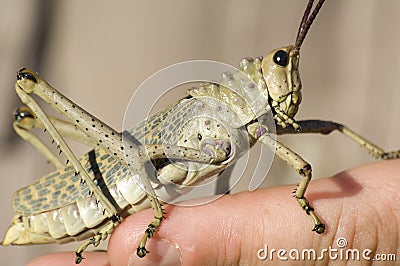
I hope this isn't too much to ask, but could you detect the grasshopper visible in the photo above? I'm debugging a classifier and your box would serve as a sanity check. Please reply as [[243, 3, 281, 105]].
[[2, 0, 400, 264]]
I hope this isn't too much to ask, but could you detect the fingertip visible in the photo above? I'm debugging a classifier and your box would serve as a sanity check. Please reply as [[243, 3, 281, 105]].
[[127, 239, 182, 266], [108, 209, 157, 265]]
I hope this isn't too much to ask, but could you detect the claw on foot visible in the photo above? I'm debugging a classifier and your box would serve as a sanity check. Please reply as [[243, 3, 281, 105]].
[[137, 246, 149, 258], [312, 223, 325, 234], [75, 252, 84, 264], [136, 216, 162, 258]]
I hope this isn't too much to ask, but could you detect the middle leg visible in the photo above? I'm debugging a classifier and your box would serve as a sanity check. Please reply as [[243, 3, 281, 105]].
[[247, 122, 325, 233]]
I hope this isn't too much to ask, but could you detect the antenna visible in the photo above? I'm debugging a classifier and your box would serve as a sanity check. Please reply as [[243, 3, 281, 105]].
[[295, 0, 326, 48]]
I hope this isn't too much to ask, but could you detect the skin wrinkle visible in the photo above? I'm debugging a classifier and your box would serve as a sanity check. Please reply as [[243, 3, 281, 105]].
[[372, 198, 398, 258], [216, 200, 239, 264], [377, 166, 400, 255], [372, 200, 390, 254], [219, 209, 233, 265], [354, 203, 378, 258], [327, 194, 344, 264], [390, 207, 400, 256], [352, 176, 398, 260], [214, 194, 243, 265], [250, 213, 268, 265], [359, 175, 399, 257], [192, 201, 221, 264], [344, 191, 371, 260], [248, 193, 277, 265], [321, 170, 361, 255], [239, 207, 263, 265], [239, 200, 260, 264], [347, 215, 358, 262], [209, 202, 226, 266]]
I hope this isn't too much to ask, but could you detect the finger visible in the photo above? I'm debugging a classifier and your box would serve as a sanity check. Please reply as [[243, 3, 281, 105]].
[[108, 160, 400, 265], [26, 251, 109, 266]]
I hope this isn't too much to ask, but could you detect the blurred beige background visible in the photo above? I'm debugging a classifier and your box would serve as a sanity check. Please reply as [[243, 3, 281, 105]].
[[0, 0, 399, 265]]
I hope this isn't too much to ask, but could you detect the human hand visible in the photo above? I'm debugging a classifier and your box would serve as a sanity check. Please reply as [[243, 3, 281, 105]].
[[27, 160, 400, 265]]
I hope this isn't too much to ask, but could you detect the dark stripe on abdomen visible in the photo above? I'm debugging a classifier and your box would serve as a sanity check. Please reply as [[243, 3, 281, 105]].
[[88, 149, 120, 211]]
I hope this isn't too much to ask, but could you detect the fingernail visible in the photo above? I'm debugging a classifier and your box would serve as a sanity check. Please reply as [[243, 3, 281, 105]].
[[128, 239, 182, 266]]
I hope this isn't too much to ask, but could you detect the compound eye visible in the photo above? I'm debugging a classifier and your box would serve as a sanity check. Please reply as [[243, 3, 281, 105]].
[[273, 50, 289, 67]]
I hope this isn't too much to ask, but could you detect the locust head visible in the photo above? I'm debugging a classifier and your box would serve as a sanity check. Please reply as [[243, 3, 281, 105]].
[[262, 45, 301, 119], [260, 0, 325, 129]]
